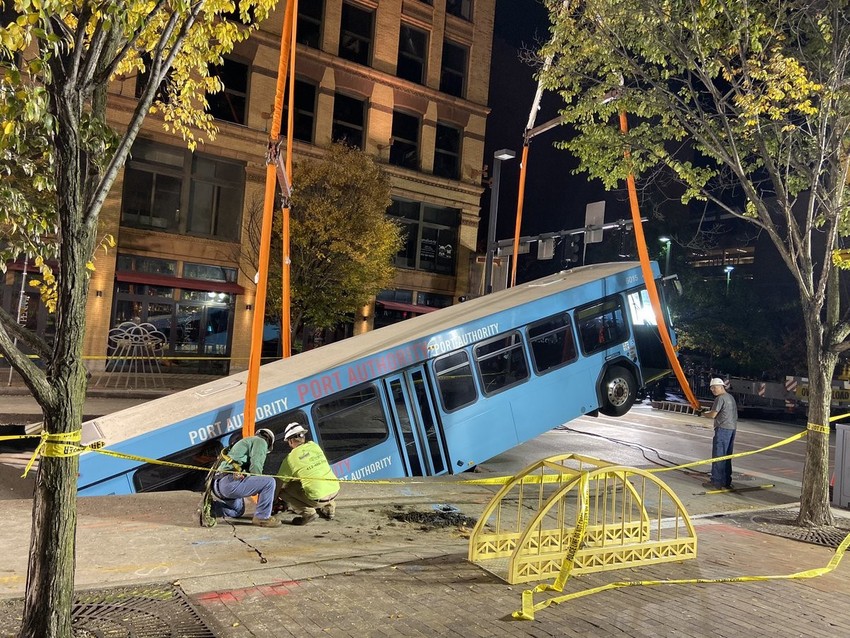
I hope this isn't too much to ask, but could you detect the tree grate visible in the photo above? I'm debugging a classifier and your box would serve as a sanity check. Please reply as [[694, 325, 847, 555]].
[[69, 585, 216, 637], [726, 511, 850, 549]]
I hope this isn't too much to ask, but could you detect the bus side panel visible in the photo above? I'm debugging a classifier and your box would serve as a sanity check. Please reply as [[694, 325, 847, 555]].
[[77, 409, 245, 494], [78, 472, 136, 497], [329, 441, 407, 482], [440, 399, 521, 471], [438, 350, 606, 470]]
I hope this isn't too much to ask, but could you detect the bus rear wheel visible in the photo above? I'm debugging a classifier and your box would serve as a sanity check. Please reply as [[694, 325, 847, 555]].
[[599, 366, 637, 417]]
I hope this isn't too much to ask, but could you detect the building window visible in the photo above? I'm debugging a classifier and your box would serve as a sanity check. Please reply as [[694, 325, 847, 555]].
[[297, 0, 323, 49], [388, 199, 459, 275], [121, 140, 245, 241], [187, 155, 245, 240], [390, 111, 420, 170], [433, 123, 461, 179], [134, 53, 170, 103], [121, 141, 184, 231], [440, 40, 467, 98], [283, 79, 317, 143], [446, 0, 471, 20], [0, 270, 56, 365], [183, 263, 238, 282], [206, 58, 248, 125], [397, 24, 428, 84], [110, 255, 238, 374], [416, 292, 452, 308], [339, 2, 373, 66], [332, 93, 366, 149], [117, 254, 177, 276]]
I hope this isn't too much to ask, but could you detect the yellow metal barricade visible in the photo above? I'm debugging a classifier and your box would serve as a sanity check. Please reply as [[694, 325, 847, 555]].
[[468, 454, 697, 584]]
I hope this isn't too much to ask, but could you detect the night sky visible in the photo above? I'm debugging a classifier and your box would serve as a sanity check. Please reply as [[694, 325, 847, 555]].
[[481, 0, 630, 277]]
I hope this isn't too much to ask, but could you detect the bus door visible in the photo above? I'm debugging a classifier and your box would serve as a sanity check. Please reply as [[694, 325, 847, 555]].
[[384, 366, 448, 476], [626, 287, 670, 383]]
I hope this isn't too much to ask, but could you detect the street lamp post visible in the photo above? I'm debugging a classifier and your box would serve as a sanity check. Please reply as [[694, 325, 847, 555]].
[[484, 148, 516, 294], [724, 265, 734, 294], [659, 236, 671, 276]]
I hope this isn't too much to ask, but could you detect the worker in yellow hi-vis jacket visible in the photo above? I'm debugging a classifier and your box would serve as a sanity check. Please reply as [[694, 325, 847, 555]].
[[277, 422, 340, 525]]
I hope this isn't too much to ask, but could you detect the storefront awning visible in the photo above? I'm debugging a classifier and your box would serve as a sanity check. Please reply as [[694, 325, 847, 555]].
[[375, 300, 439, 314], [115, 271, 245, 294]]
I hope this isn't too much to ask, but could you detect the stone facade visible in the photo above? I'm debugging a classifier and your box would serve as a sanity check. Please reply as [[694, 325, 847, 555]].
[[86, 0, 495, 373]]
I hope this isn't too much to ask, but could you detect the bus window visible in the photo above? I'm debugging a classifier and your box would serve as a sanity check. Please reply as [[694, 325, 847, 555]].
[[527, 313, 577, 374], [132, 438, 223, 493], [313, 385, 390, 464], [627, 289, 657, 326], [474, 331, 529, 395], [256, 409, 310, 474], [576, 296, 629, 355], [434, 351, 477, 411]]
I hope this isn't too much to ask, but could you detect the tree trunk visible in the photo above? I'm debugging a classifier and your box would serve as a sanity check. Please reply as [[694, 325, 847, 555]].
[[19, 400, 84, 637], [796, 309, 835, 527], [19, 68, 95, 636]]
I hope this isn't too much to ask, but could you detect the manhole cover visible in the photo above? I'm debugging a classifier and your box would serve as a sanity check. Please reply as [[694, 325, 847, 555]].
[[71, 585, 215, 637]]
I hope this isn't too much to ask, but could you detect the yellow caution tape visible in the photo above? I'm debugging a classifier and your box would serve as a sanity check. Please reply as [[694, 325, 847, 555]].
[[513, 531, 850, 620], [807, 422, 830, 435], [0, 425, 812, 487], [650, 429, 807, 474], [515, 473, 591, 619], [829, 412, 850, 423]]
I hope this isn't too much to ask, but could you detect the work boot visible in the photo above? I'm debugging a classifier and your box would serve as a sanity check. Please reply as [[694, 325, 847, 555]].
[[292, 511, 318, 525], [252, 515, 282, 528], [317, 503, 335, 520]]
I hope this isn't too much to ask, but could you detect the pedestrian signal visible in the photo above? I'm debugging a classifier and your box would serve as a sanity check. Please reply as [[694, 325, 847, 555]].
[[565, 237, 580, 263]]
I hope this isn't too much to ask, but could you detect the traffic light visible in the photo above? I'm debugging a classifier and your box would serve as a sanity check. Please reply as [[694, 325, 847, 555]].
[[564, 237, 581, 264]]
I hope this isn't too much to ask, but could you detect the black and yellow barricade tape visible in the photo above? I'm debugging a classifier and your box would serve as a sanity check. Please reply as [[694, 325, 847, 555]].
[[807, 422, 830, 435], [830, 412, 850, 423], [514, 473, 591, 619], [13, 430, 108, 478], [0, 426, 816, 487], [513, 531, 850, 621], [649, 429, 808, 475]]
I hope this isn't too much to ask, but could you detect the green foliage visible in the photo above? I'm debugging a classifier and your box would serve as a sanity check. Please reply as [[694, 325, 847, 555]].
[[0, 0, 276, 271], [671, 267, 806, 378], [261, 143, 402, 333], [542, 0, 841, 204], [0, 2, 278, 633], [541, 0, 850, 349], [542, 0, 847, 523]]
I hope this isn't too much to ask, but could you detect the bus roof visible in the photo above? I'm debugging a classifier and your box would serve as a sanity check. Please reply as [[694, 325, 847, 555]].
[[82, 261, 651, 445]]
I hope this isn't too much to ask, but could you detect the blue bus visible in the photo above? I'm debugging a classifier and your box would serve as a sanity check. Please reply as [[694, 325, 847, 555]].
[[76, 261, 678, 496]]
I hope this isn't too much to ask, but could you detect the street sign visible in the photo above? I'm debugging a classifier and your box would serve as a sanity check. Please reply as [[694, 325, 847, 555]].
[[584, 201, 605, 244]]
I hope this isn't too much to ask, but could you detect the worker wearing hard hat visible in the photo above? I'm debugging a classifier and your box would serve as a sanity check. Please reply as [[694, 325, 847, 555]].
[[210, 428, 282, 527], [277, 422, 340, 525], [699, 378, 738, 490]]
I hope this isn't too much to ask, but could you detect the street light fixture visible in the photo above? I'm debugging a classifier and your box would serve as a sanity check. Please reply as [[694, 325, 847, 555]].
[[724, 265, 734, 294], [659, 236, 671, 276], [484, 148, 516, 294]]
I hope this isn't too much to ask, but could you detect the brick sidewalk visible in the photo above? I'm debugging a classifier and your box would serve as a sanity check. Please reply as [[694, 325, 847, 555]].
[[191, 520, 850, 637]]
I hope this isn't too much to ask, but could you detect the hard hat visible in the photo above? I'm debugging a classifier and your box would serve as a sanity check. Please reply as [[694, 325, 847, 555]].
[[256, 428, 275, 450], [283, 422, 307, 440], [709, 377, 727, 388]]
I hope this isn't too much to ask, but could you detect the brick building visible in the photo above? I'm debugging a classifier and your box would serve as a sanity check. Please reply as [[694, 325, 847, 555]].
[[1, 0, 495, 375]]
